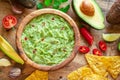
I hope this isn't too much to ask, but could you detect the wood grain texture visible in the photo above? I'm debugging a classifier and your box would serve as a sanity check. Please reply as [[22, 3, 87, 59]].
[[0, 0, 120, 80]]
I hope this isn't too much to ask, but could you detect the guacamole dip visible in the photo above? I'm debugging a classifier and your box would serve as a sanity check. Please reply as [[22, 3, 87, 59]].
[[21, 14, 74, 66]]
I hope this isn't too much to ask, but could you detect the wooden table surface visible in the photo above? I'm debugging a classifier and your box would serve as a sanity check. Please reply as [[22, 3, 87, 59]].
[[0, 0, 120, 80]]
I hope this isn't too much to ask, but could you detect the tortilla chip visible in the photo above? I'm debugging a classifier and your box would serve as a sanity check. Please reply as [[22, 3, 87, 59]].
[[85, 54, 120, 79], [67, 66, 93, 80], [107, 56, 120, 79], [85, 54, 108, 77], [68, 54, 120, 80], [77, 66, 93, 79], [67, 70, 80, 80], [82, 74, 109, 80], [25, 70, 48, 80]]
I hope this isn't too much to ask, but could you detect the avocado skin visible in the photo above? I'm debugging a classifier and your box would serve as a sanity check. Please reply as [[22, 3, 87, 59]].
[[17, 0, 36, 8], [72, 0, 105, 30], [10, 0, 36, 8]]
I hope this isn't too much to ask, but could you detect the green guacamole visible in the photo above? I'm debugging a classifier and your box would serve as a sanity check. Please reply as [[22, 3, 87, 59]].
[[21, 14, 74, 66]]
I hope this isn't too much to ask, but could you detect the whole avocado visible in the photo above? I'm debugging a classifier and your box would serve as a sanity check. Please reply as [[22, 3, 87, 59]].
[[106, 0, 120, 24], [17, 0, 36, 8], [10, 0, 36, 8]]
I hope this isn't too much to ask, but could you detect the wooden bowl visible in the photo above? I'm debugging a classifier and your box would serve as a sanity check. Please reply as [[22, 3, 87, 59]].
[[16, 9, 80, 71]]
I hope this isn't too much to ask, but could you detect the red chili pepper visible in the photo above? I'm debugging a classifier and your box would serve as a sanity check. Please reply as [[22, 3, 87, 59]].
[[98, 41, 107, 51], [79, 46, 90, 54], [2, 15, 17, 30], [93, 48, 102, 56], [80, 27, 94, 45]]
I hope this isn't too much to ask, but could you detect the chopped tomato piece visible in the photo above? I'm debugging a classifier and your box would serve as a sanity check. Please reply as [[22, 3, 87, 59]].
[[2, 15, 17, 30], [79, 46, 90, 54], [93, 48, 102, 56], [98, 41, 107, 51]]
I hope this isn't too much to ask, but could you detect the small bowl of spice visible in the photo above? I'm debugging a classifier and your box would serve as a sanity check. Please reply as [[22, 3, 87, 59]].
[[16, 8, 80, 71]]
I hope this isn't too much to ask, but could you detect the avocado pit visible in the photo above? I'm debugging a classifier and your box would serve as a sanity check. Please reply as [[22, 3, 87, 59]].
[[80, 0, 95, 16]]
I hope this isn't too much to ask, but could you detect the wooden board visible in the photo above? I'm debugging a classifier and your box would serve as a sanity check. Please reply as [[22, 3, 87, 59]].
[[0, 0, 120, 80]]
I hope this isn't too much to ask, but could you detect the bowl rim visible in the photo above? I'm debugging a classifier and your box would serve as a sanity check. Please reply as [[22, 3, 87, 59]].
[[16, 8, 80, 71]]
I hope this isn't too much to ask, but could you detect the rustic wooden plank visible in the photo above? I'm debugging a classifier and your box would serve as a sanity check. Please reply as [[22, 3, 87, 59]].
[[0, 0, 120, 80]]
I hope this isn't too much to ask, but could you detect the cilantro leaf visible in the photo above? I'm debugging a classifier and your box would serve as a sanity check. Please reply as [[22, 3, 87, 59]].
[[37, 2, 43, 9], [60, 0, 68, 2], [53, 0, 61, 9], [59, 4, 70, 13], [37, 0, 70, 13], [44, 0, 52, 7]]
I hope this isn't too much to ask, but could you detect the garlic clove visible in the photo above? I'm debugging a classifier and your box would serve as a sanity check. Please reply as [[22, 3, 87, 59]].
[[9, 67, 21, 78], [0, 58, 11, 66]]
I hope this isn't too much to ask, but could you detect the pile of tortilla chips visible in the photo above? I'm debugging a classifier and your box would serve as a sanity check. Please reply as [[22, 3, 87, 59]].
[[67, 54, 120, 80], [25, 70, 48, 80]]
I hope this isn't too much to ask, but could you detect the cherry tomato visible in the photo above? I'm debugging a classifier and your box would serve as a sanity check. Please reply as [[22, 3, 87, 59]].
[[2, 15, 17, 30], [79, 46, 90, 54], [93, 48, 102, 56], [98, 41, 107, 51]]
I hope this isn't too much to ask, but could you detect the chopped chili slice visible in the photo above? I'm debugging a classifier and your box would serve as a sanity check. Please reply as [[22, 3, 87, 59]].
[[98, 40, 107, 51], [80, 27, 94, 45], [24, 37, 28, 40], [31, 24, 35, 27], [79, 46, 90, 54], [41, 38, 44, 41], [52, 17, 55, 20], [33, 49, 37, 54], [93, 48, 102, 56], [61, 27, 65, 30], [42, 22, 45, 26]]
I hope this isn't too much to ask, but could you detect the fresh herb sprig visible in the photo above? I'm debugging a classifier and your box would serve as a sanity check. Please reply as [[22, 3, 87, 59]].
[[36, 0, 70, 13]]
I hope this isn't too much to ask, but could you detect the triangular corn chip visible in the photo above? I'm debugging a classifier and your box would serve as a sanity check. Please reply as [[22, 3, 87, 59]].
[[67, 65, 109, 80], [82, 74, 109, 80], [85, 54, 108, 77], [68, 66, 93, 80], [68, 54, 120, 80], [67, 70, 81, 80], [25, 70, 48, 80], [85, 54, 120, 79], [107, 56, 120, 79]]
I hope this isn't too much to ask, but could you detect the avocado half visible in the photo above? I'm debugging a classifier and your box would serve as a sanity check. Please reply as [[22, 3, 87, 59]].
[[73, 0, 105, 29]]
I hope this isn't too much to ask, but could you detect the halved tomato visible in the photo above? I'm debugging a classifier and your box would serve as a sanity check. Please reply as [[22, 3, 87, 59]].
[[2, 15, 17, 30]]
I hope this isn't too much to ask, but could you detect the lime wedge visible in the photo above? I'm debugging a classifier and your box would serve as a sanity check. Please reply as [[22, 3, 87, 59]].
[[118, 42, 120, 51], [102, 33, 120, 42]]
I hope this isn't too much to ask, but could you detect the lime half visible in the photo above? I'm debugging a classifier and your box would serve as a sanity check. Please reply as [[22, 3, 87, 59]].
[[102, 33, 120, 42], [118, 42, 120, 51]]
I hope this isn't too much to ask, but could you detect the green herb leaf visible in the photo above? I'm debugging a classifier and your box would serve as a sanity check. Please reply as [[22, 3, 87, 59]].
[[60, 0, 68, 2], [59, 4, 70, 13], [44, 0, 52, 7], [37, 2, 43, 9], [53, 0, 61, 9]]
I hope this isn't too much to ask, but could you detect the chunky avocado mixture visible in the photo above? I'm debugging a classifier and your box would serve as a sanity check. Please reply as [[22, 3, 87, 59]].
[[21, 14, 74, 66]]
